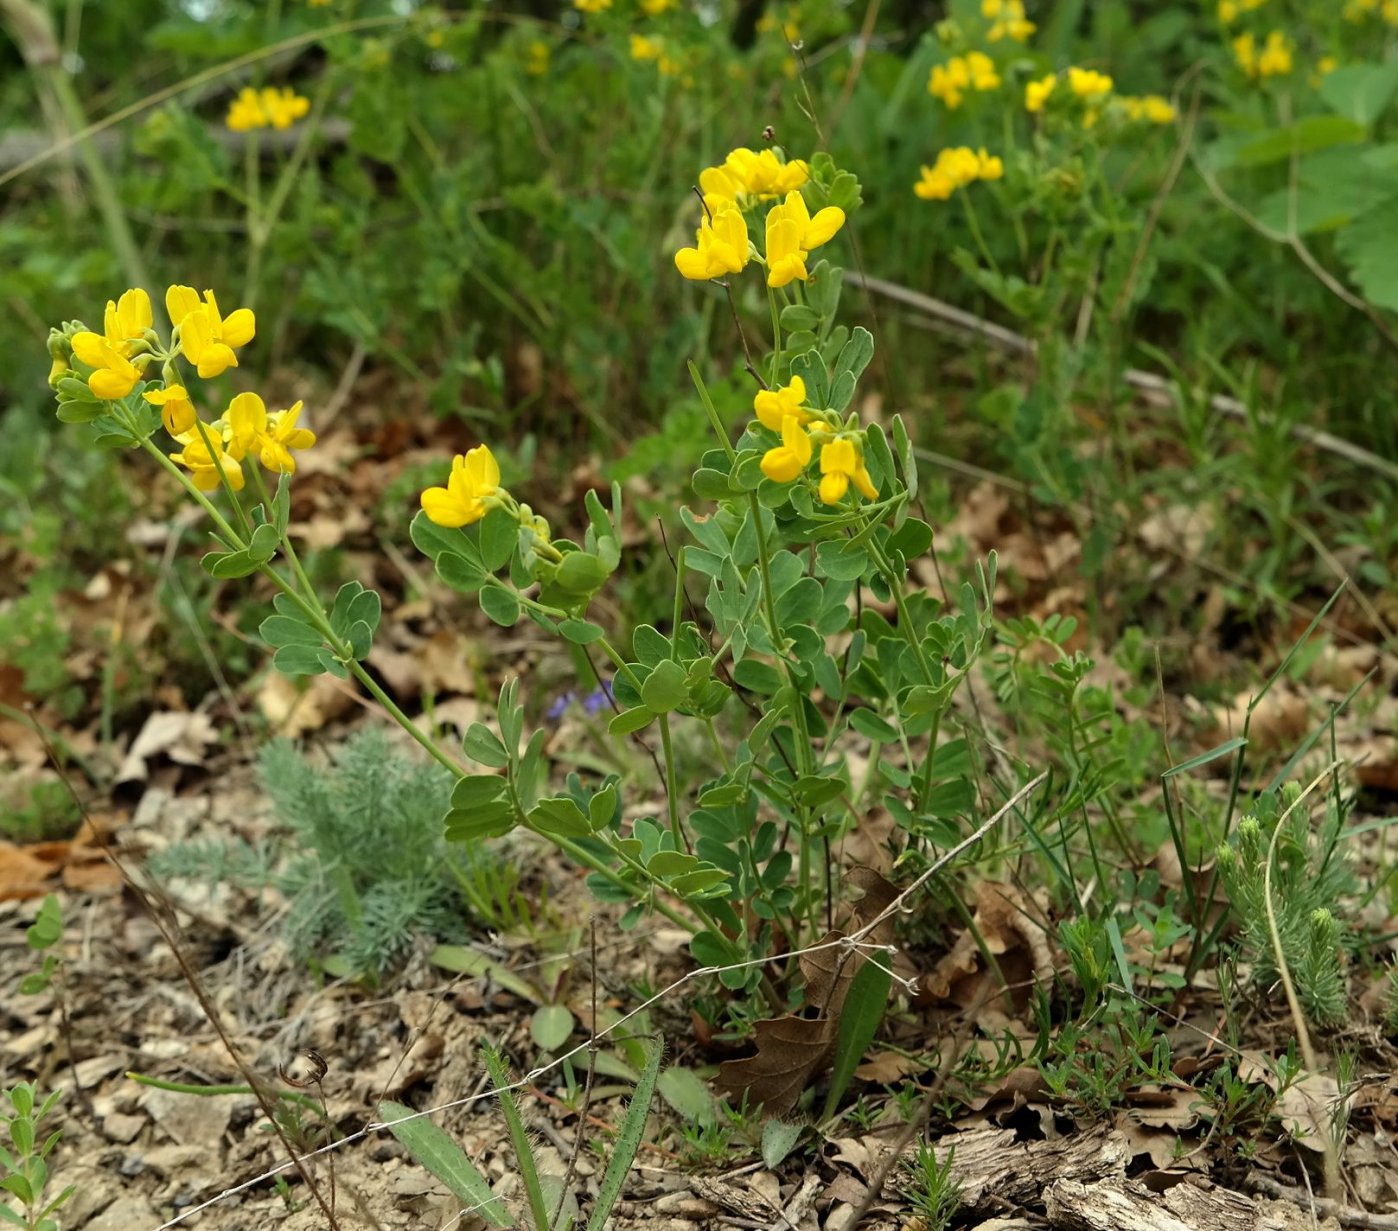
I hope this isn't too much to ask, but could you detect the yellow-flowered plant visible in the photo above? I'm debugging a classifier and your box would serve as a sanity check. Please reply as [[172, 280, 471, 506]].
[[166, 286, 256, 378], [928, 50, 1001, 108], [914, 147, 1002, 201], [1120, 94, 1177, 124], [763, 190, 845, 288], [982, 0, 1034, 42], [225, 85, 312, 132], [573, 0, 611, 12], [675, 205, 751, 281], [699, 147, 810, 213], [70, 288, 154, 399], [1066, 66, 1114, 102], [1218, 0, 1268, 20], [1025, 73, 1057, 113], [420, 445, 504, 528], [1234, 29, 1293, 79], [526, 40, 551, 76]]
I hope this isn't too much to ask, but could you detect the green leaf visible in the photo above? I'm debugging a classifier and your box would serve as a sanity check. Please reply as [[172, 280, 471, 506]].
[[430, 944, 541, 1000], [25, 895, 62, 951], [272, 475, 292, 534], [530, 1004, 576, 1053], [559, 619, 605, 644], [478, 508, 517, 572], [692, 468, 733, 501], [0, 1175, 33, 1208], [272, 644, 339, 677], [640, 659, 689, 713], [891, 414, 918, 499], [246, 522, 280, 564], [259, 614, 323, 649], [463, 723, 510, 769], [586, 1037, 664, 1231], [443, 801, 517, 841], [202, 549, 259, 579], [479, 584, 521, 627], [1230, 115, 1368, 168], [609, 706, 655, 736], [657, 1067, 715, 1125], [556, 551, 610, 594], [815, 540, 870, 581], [779, 304, 821, 333], [821, 958, 892, 1120], [733, 659, 783, 695], [437, 550, 487, 594], [849, 709, 898, 741], [451, 774, 509, 809], [378, 1100, 511, 1227], [527, 796, 592, 838], [1321, 62, 1398, 127], [1337, 198, 1398, 311], [761, 1119, 804, 1169]]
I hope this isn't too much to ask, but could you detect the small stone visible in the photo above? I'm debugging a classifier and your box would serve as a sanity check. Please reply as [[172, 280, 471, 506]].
[[103, 1112, 147, 1143], [87, 1195, 157, 1231]]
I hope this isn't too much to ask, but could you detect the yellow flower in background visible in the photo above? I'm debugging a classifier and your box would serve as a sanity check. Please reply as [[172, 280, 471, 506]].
[[1122, 94, 1176, 123], [965, 51, 1001, 89], [144, 385, 197, 436], [753, 376, 812, 432], [227, 392, 317, 474], [1220, 0, 1267, 18], [166, 286, 256, 379], [171, 426, 245, 492], [526, 41, 551, 75], [913, 146, 994, 200], [928, 58, 970, 107], [630, 33, 662, 60], [573, 0, 612, 12], [1067, 66, 1113, 101], [261, 87, 311, 129], [982, 0, 1034, 42], [640, 0, 675, 12], [759, 415, 813, 483], [1256, 30, 1293, 77], [70, 288, 152, 400], [818, 438, 877, 505], [226, 88, 267, 133], [675, 205, 750, 280], [1025, 73, 1057, 112], [226, 85, 311, 132], [421, 445, 501, 527]]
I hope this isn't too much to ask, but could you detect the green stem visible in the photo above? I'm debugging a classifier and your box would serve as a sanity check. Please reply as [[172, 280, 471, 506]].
[[767, 284, 783, 386], [959, 188, 999, 274], [689, 361, 738, 464], [126, 1072, 327, 1119], [658, 716, 684, 849], [594, 635, 644, 693]]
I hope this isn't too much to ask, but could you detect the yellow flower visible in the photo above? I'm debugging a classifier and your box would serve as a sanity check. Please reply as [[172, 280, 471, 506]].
[[1218, 0, 1238, 20], [753, 377, 812, 432], [227, 392, 316, 474], [698, 148, 808, 212], [977, 148, 1004, 179], [641, 0, 675, 11], [675, 205, 751, 281], [759, 415, 813, 484], [166, 286, 256, 379], [70, 288, 153, 400], [526, 41, 551, 75], [913, 165, 957, 200], [1066, 66, 1113, 101], [818, 438, 877, 505], [144, 384, 197, 436], [260, 86, 311, 129], [421, 445, 501, 527], [763, 190, 843, 288], [1232, 32, 1256, 76], [630, 33, 662, 60], [1025, 73, 1057, 112], [964, 51, 1001, 90], [983, 0, 1034, 42], [573, 0, 612, 12], [1136, 95, 1176, 123], [226, 87, 267, 132], [929, 57, 971, 107], [171, 425, 246, 493], [1256, 30, 1293, 77]]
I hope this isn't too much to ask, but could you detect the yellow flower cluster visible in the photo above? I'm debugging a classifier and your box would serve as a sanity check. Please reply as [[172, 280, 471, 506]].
[[71, 289, 154, 400], [573, 0, 612, 11], [166, 286, 256, 379], [169, 393, 315, 491], [1217, 0, 1266, 21], [674, 185, 843, 289], [982, 0, 1034, 42], [225, 85, 311, 133], [928, 51, 1000, 109], [752, 378, 878, 506], [526, 41, 551, 76], [1120, 94, 1176, 124], [629, 33, 682, 75], [699, 147, 810, 213], [913, 147, 1002, 201], [1233, 30, 1292, 78], [641, 0, 675, 13], [421, 444, 503, 527], [1066, 66, 1113, 102]]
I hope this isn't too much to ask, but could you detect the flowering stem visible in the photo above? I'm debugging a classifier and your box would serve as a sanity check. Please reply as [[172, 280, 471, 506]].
[[959, 189, 999, 275], [767, 284, 783, 385], [688, 361, 738, 465]]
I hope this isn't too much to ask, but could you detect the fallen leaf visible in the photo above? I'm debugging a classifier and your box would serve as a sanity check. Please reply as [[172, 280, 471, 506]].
[[117, 711, 218, 783], [256, 673, 355, 739], [0, 841, 57, 900]]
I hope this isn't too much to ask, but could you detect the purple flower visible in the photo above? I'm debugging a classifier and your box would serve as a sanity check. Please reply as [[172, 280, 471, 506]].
[[581, 680, 614, 715], [546, 691, 577, 721]]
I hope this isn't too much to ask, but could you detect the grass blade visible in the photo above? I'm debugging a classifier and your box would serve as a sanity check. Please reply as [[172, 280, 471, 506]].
[[587, 1036, 663, 1231], [481, 1044, 554, 1231]]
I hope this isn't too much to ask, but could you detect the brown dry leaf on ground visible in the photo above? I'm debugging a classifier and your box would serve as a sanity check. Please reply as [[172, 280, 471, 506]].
[[256, 671, 356, 738], [920, 880, 1054, 1017], [1207, 684, 1312, 758], [0, 818, 118, 900]]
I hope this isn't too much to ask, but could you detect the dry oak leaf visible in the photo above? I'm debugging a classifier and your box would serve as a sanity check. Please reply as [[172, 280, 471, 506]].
[[0, 842, 57, 901], [922, 880, 1053, 1013], [257, 672, 354, 739]]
